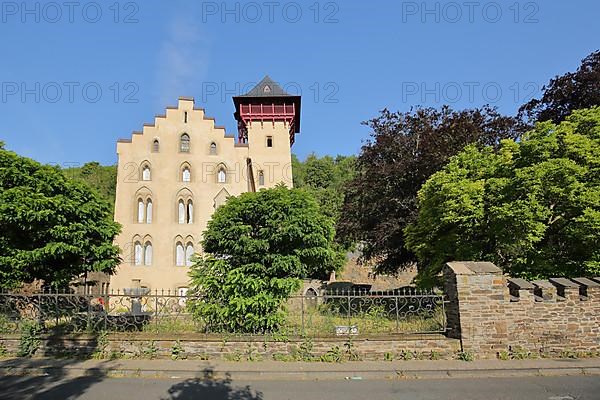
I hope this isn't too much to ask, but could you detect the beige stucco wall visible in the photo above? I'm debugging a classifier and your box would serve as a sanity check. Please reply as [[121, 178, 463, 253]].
[[110, 98, 294, 293]]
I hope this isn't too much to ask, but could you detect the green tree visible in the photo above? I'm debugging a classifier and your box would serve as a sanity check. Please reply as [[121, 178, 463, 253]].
[[0, 144, 121, 289], [338, 106, 525, 275], [406, 108, 600, 285], [64, 162, 117, 210], [519, 50, 600, 124], [292, 153, 356, 220], [189, 186, 344, 333]]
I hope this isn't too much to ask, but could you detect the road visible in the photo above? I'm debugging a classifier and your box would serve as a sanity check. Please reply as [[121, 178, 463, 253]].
[[0, 374, 598, 400]]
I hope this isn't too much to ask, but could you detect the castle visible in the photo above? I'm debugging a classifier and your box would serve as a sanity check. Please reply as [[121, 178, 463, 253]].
[[109, 77, 301, 294]]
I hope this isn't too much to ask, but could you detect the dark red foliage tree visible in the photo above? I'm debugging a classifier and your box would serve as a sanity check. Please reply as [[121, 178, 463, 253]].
[[519, 50, 600, 124], [337, 105, 526, 275]]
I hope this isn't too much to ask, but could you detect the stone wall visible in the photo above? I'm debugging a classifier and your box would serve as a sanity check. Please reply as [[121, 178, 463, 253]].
[[0, 333, 459, 361], [444, 261, 600, 358]]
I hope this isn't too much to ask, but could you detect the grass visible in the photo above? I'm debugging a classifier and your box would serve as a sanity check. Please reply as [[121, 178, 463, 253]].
[[0, 300, 446, 337], [283, 303, 446, 337]]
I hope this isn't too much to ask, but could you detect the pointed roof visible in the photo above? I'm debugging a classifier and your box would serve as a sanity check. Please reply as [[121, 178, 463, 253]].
[[233, 75, 301, 135], [238, 75, 292, 97]]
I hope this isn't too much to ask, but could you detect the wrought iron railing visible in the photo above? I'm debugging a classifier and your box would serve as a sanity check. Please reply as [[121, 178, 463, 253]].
[[0, 289, 446, 336]]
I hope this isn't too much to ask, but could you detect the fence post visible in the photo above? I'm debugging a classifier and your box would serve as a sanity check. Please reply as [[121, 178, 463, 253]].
[[87, 292, 92, 332], [395, 295, 400, 333], [55, 291, 59, 329], [301, 294, 305, 336], [347, 290, 351, 335], [154, 291, 159, 333]]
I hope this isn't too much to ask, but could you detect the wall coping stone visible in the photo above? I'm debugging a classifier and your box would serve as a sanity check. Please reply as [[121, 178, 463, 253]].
[[572, 277, 600, 288], [531, 280, 554, 289], [549, 278, 579, 288], [508, 278, 534, 290], [446, 261, 501, 275]]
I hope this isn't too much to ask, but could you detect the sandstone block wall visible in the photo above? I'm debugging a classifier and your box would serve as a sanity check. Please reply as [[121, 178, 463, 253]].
[[444, 262, 600, 358]]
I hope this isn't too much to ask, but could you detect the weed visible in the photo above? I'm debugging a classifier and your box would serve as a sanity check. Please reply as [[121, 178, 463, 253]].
[[142, 341, 158, 359], [560, 350, 578, 359], [320, 346, 343, 363], [456, 351, 474, 362], [245, 344, 263, 362], [224, 351, 242, 362], [344, 338, 361, 361], [0, 341, 7, 358], [399, 350, 414, 361], [17, 320, 41, 357], [384, 351, 394, 361], [171, 340, 187, 360], [272, 353, 294, 362], [498, 350, 510, 360], [91, 331, 109, 360], [429, 350, 441, 360], [291, 337, 314, 361]]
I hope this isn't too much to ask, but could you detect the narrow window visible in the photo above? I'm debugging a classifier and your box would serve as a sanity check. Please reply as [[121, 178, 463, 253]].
[[144, 242, 153, 266], [258, 170, 265, 186], [184, 111, 188, 123], [187, 200, 193, 224], [142, 165, 151, 181], [152, 139, 159, 153], [209, 142, 217, 155], [185, 243, 194, 266], [180, 134, 190, 152], [137, 199, 145, 223], [182, 167, 191, 182], [266, 136, 273, 147], [178, 200, 185, 224], [134, 241, 143, 266], [176, 242, 185, 266], [146, 200, 153, 224], [217, 168, 226, 183]]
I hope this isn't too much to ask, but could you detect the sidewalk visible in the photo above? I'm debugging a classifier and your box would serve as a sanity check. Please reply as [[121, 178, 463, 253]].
[[1, 358, 600, 380]]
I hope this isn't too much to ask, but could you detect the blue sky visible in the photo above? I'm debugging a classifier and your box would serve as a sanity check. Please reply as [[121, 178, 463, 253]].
[[1, 0, 599, 166]]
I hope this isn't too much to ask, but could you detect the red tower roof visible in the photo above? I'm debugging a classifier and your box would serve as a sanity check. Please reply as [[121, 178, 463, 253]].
[[233, 76, 302, 139]]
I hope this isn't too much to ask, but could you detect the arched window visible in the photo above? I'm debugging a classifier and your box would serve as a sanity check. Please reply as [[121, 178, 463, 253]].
[[186, 200, 193, 224], [134, 241, 143, 266], [137, 199, 145, 223], [182, 167, 191, 182], [143, 242, 153, 266], [209, 142, 217, 155], [152, 139, 159, 153], [180, 133, 190, 153], [185, 243, 194, 266], [258, 170, 265, 186], [178, 200, 185, 224], [175, 242, 185, 266], [217, 167, 226, 183], [146, 200, 153, 224], [142, 165, 151, 181]]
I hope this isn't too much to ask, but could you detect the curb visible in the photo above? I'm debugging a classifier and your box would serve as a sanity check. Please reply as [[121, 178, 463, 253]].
[[2, 365, 600, 381]]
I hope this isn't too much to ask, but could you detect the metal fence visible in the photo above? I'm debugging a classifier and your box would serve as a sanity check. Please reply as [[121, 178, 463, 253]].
[[0, 289, 446, 337]]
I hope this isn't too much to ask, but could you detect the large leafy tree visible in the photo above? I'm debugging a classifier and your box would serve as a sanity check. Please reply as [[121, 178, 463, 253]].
[[189, 186, 344, 333], [0, 143, 121, 289], [337, 106, 525, 275], [406, 108, 600, 284], [519, 50, 600, 124], [292, 153, 356, 220]]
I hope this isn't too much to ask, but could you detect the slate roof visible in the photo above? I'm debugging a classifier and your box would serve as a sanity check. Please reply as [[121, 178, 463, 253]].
[[238, 75, 292, 97]]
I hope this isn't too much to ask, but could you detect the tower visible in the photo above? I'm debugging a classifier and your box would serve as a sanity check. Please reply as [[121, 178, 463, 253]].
[[233, 76, 301, 189]]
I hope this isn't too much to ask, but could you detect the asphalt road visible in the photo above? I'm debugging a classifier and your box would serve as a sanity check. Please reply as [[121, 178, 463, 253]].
[[1, 374, 599, 400]]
